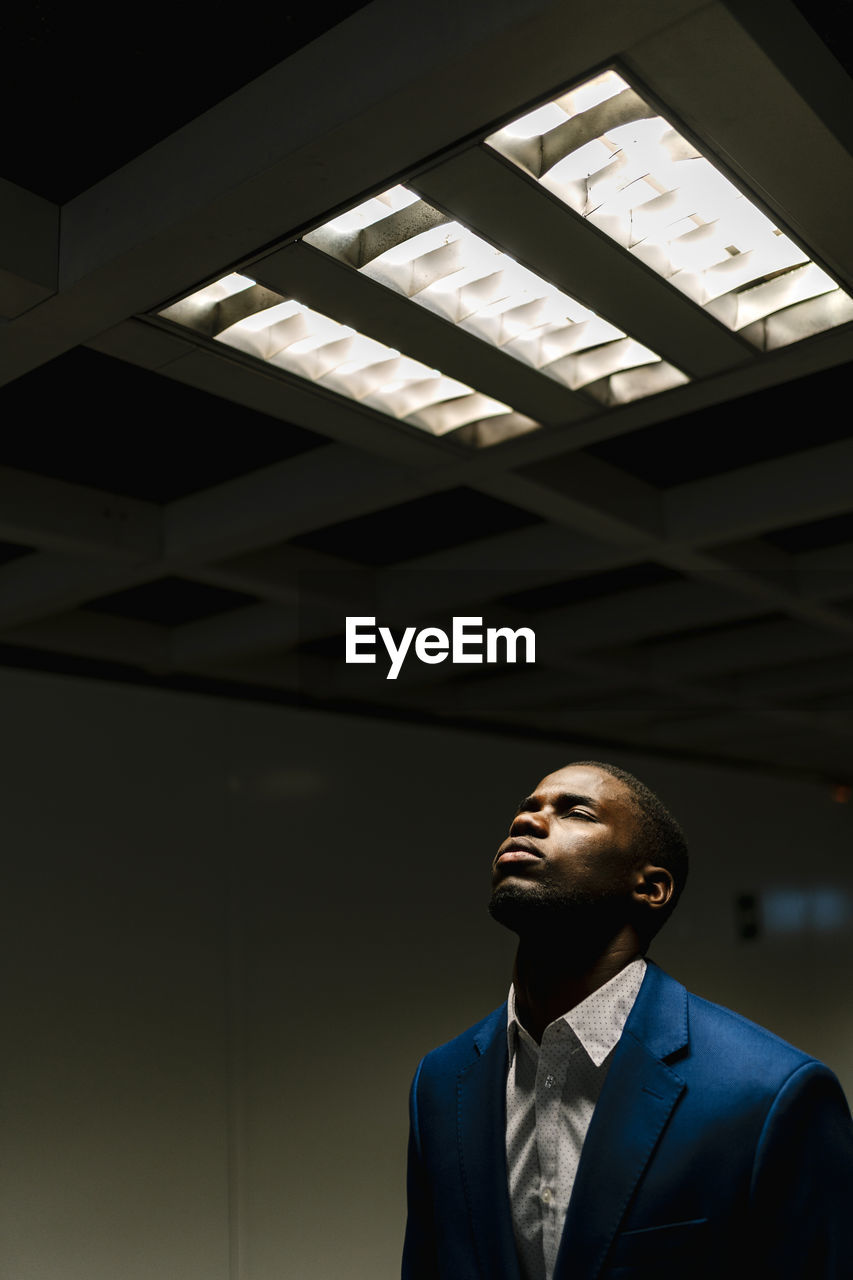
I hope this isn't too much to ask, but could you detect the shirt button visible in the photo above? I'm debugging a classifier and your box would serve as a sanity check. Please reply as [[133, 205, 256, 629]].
[[541, 1188, 552, 1204], [544, 1074, 555, 1089]]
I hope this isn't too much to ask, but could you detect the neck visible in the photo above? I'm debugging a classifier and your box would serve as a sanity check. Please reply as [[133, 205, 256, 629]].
[[512, 927, 641, 1043]]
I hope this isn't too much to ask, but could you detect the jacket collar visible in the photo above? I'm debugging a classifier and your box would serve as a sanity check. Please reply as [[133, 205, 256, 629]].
[[459, 961, 689, 1280], [621, 958, 689, 1061]]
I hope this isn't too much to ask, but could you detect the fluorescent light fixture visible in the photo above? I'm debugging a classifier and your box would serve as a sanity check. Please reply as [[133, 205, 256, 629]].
[[306, 186, 687, 406], [486, 70, 853, 350], [159, 277, 538, 445]]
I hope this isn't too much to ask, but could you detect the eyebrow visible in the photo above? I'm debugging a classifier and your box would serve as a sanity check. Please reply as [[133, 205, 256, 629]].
[[515, 791, 599, 814]]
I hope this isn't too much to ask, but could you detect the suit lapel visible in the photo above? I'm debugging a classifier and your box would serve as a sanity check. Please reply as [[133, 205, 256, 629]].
[[457, 1007, 523, 1280], [554, 963, 689, 1280]]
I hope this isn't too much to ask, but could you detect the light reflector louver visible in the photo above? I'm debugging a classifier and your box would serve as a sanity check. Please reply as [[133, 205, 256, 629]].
[[159, 274, 538, 446], [486, 70, 853, 350], [305, 186, 687, 406]]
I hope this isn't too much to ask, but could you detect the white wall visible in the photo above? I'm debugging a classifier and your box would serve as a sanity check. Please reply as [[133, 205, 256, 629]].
[[1, 666, 851, 1279]]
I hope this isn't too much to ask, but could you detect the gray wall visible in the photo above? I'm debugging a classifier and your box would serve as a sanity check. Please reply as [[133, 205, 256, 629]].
[[2, 667, 851, 1279]]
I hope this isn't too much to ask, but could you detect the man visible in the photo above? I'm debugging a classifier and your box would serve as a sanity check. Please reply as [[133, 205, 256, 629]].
[[402, 761, 853, 1279]]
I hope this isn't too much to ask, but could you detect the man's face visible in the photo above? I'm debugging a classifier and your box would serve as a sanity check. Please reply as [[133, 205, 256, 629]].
[[489, 764, 641, 933]]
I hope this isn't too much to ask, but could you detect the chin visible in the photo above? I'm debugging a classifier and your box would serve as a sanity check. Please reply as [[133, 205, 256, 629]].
[[488, 879, 621, 938], [488, 879, 559, 933]]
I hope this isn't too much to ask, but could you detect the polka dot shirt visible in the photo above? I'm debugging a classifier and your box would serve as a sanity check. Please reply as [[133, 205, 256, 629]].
[[505, 958, 647, 1280]]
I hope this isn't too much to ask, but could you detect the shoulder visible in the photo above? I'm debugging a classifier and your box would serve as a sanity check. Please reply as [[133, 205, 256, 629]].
[[686, 989, 816, 1073], [641, 963, 842, 1099], [412, 1002, 506, 1082], [681, 986, 847, 1113]]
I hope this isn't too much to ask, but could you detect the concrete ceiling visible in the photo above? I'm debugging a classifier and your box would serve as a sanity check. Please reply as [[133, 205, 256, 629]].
[[2, 0, 853, 783]]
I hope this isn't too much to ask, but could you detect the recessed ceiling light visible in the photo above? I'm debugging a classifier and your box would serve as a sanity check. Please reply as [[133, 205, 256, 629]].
[[159, 277, 538, 445], [306, 186, 688, 406], [485, 69, 853, 350]]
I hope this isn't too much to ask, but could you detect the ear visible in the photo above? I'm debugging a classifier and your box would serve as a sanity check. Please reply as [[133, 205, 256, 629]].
[[633, 864, 675, 911]]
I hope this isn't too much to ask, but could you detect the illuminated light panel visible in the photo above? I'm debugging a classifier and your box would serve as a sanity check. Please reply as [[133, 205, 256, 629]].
[[159, 277, 538, 445], [306, 187, 687, 406], [486, 70, 853, 350]]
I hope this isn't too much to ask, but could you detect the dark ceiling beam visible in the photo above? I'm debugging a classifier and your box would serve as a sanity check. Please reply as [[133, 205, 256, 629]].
[[666, 438, 853, 545], [0, 179, 58, 320], [162, 446, 445, 564], [0, 466, 159, 559], [190, 543, 370, 604], [719, 0, 853, 168], [0, 554, 162, 632], [0, 611, 168, 670]]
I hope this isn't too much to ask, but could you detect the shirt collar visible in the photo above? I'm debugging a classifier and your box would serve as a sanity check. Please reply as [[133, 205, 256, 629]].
[[506, 956, 647, 1068]]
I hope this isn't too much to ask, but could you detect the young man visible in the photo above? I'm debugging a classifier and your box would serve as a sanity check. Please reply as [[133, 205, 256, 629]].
[[402, 761, 853, 1279]]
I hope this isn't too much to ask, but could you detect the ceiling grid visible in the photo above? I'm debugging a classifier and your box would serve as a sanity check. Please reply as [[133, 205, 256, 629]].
[[0, 0, 851, 780]]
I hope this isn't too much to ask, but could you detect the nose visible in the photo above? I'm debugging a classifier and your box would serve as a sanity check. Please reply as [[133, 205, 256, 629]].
[[510, 807, 548, 837]]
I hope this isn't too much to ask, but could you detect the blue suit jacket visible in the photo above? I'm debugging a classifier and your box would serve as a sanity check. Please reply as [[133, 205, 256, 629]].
[[402, 962, 853, 1279]]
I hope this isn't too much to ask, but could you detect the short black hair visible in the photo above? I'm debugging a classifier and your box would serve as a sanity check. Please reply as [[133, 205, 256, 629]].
[[569, 760, 689, 943]]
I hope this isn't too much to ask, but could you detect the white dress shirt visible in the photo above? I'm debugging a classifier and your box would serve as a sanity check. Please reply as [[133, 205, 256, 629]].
[[505, 958, 647, 1280]]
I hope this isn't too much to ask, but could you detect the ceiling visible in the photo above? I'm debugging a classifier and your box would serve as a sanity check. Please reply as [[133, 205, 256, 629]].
[[2, 0, 853, 783]]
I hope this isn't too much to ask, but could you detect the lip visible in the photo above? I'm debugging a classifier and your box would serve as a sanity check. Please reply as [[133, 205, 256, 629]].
[[494, 838, 543, 870]]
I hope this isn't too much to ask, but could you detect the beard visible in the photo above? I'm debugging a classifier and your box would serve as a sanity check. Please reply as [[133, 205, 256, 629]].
[[488, 873, 625, 942]]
